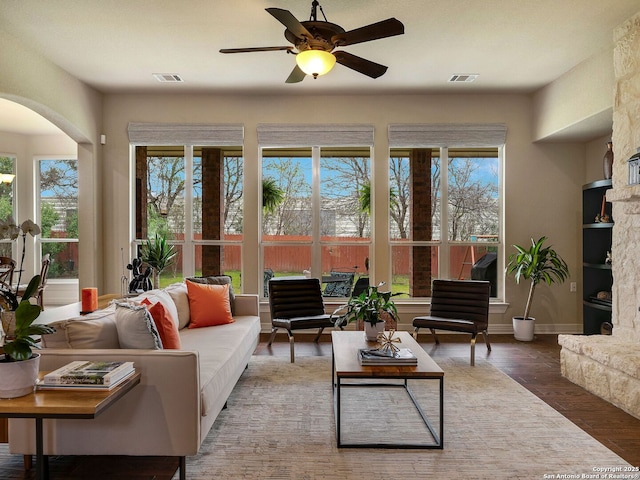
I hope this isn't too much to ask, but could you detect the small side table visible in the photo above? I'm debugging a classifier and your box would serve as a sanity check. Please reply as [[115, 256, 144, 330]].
[[0, 372, 141, 480]]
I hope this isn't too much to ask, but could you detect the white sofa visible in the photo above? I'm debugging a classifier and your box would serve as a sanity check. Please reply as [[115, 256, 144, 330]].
[[8, 281, 261, 480]]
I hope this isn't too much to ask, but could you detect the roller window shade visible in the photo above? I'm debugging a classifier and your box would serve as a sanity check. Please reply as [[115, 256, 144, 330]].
[[388, 124, 507, 147], [257, 124, 374, 147], [128, 123, 244, 146]]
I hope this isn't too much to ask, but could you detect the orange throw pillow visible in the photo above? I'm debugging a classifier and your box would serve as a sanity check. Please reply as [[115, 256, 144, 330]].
[[141, 298, 182, 349], [186, 280, 234, 328]]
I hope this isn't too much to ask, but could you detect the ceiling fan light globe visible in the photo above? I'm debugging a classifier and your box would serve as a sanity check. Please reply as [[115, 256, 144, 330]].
[[296, 50, 336, 78]]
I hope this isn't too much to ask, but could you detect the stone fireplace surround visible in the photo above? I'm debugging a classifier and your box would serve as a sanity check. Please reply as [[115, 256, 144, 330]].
[[558, 11, 640, 420]]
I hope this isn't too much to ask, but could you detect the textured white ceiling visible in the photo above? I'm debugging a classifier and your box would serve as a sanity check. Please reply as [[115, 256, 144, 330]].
[[1, 1, 638, 136]]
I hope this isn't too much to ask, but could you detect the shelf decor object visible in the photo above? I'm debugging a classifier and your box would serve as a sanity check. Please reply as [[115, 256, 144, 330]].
[[603, 141, 613, 180]]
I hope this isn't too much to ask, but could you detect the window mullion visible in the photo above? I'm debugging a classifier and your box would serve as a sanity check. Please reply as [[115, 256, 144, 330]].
[[183, 146, 194, 277], [440, 147, 449, 279], [311, 146, 322, 277]]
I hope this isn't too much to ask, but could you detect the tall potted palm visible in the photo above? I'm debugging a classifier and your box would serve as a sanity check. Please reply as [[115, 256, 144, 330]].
[[506, 236, 570, 341]]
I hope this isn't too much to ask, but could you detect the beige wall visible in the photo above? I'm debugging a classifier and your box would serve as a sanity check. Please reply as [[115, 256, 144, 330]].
[[0, 29, 104, 293], [103, 92, 585, 332], [532, 48, 615, 142]]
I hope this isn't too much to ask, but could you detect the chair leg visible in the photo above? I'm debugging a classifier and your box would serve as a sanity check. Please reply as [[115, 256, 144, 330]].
[[429, 328, 440, 345], [313, 327, 324, 343], [288, 331, 295, 363], [483, 329, 492, 352], [470, 333, 477, 366], [267, 327, 278, 346]]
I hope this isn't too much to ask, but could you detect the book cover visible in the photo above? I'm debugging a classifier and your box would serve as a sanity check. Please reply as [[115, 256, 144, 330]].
[[358, 348, 418, 365], [37, 370, 136, 391], [43, 361, 135, 386]]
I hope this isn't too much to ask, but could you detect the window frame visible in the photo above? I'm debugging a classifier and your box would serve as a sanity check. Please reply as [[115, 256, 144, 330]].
[[36, 155, 80, 282]]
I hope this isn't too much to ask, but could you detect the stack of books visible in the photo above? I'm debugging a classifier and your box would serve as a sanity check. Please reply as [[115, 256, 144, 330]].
[[38, 360, 135, 391], [358, 347, 418, 366]]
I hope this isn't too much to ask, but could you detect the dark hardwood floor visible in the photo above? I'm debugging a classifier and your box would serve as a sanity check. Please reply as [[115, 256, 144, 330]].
[[3, 334, 639, 479]]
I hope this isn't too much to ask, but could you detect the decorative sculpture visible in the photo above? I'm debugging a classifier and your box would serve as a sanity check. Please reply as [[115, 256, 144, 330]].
[[127, 257, 152, 293]]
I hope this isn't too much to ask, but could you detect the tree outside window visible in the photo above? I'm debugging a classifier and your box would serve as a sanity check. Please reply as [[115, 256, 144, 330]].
[[39, 159, 79, 279], [389, 147, 500, 297]]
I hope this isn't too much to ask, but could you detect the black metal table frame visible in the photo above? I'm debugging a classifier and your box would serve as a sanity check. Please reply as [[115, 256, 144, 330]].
[[332, 354, 444, 449]]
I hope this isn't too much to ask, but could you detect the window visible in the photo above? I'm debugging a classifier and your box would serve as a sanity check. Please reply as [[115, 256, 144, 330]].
[[0, 155, 15, 257], [388, 124, 505, 298], [134, 145, 243, 289], [261, 146, 371, 298], [38, 158, 79, 279], [258, 124, 374, 299]]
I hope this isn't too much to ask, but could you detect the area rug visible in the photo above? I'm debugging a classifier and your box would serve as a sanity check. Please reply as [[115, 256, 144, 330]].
[[188, 355, 630, 479], [0, 355, 631, 479]]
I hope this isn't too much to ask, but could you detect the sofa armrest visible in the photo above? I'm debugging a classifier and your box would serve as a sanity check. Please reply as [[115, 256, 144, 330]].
[[9, 348, 202, 457], [234, 294, 259, 317]]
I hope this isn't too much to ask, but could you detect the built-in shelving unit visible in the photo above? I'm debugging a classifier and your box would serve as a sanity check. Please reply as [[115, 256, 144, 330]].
[[582, 179, 613, 334]]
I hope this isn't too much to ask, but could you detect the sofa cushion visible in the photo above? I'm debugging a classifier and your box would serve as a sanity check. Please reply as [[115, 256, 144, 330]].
[[186, 280, 234, 328], [165, 282, 191, 329], [185, 275, 235, 314], [142, 299, 182, 349], [41, 305, 120, 349], [135, 289, 180, 330], [115, 302, 162, 349]]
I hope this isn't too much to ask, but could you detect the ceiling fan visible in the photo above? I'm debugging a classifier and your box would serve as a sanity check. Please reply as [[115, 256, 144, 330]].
[[219, 0, 404, 83]]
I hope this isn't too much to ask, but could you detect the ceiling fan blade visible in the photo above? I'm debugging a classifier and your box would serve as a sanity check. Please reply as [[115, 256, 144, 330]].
[[219, 46, 293, 54], [285, 65, 306, 84], [334, 51, 388, 79], [332, 18, 404, 46], [266, 8, 312, 40]]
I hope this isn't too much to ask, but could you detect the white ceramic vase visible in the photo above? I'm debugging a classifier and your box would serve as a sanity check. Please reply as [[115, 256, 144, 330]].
[[364, 321, 385, 342], [0, 353, 41, 398]]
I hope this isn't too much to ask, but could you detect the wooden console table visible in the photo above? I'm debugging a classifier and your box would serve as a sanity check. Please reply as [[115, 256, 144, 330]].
[[0, 372, 140, 480]]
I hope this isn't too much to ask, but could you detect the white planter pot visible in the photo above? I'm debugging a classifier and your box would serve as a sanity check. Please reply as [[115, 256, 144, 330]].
[[364, 321, 385, 342], [0, 353, 41, 398], [513, 316, 535, 342]]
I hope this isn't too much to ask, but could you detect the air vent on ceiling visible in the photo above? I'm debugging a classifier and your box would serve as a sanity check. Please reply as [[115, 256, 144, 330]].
[[153, 73, 184, 83], [448, 74, 478, 83]]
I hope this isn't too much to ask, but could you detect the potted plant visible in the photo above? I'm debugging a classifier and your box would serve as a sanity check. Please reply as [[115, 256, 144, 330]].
[[506, 236, 570, 341], [0, 274, 55, 398], [140, 233, 177, 289], [331, 282, 399, 341]]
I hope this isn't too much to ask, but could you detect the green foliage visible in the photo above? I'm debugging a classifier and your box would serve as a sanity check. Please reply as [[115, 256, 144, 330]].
[[2, 275, 55, 361], [140, 233, 177, 275], [331, 282, 399, 327], [506, 236, 570, 319], [262, 177, 285, 214]]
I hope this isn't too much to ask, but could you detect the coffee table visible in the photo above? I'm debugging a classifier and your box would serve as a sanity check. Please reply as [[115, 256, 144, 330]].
[[0, 371, 141, 480], [331, 330, 444, 449]]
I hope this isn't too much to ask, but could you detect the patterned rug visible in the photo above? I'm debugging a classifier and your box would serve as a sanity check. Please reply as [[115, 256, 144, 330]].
[[0, 355, 631, 479]]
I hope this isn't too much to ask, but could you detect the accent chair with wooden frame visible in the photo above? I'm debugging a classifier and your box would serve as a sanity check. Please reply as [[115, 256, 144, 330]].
[[413, 279, 491, 366]]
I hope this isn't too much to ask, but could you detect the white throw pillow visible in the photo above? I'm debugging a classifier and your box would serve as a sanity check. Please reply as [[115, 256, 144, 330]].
[[114, 302, 162, 349], [165, 282, 190, 329]]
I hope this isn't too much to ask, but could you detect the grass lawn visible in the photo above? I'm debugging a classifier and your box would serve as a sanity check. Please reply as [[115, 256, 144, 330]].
[[158, 270, 410, 296]]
